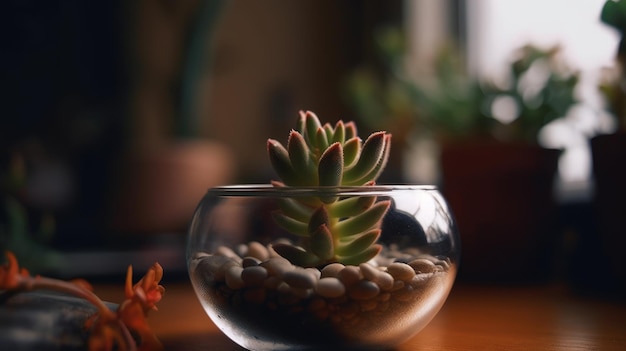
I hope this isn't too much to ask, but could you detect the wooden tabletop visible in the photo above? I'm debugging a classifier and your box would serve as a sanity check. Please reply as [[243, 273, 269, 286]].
[[95, 281, 626, 351]]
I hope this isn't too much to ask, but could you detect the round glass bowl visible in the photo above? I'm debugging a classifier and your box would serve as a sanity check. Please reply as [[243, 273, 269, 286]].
[[187, 185, 459, 351]]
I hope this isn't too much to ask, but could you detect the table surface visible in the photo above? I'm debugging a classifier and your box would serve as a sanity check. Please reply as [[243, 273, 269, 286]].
[[95, 281, 626, 351]]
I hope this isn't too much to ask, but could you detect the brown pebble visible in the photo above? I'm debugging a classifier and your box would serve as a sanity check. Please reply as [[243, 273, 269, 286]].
[[284, 268, 317, 289], [247, 241, 270, 261], [387, 262, 416, 281], [224, 265, 244, 289], [338, 266, 362, 287], [241, 265, 268, 286], [241, 256, 261, 268], [315, 277, 346, 298], [348, 280, 380, 300], [321, 263, 345, 278], [408, 258, 436, 273]]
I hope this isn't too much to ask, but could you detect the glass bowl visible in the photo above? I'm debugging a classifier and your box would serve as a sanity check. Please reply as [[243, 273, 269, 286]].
[[187, 185, 459, 351]]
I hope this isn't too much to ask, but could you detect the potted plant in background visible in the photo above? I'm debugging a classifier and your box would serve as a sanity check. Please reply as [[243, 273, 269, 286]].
[[187, 111, 459, 350], [591, 0, 626, 293], [346, 28, 580, 283]]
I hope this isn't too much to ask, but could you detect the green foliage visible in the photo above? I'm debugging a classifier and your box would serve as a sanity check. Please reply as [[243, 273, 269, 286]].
[[346, 27, 580, 144], [267, 111, 391, 267]]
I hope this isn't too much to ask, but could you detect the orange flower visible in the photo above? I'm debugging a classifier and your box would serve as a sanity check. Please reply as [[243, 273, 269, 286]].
[[0, 251, 29, 290], [124, 263, 164, 313]]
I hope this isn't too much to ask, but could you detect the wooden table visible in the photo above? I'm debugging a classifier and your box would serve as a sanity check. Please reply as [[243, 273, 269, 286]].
[[96, 281, 626, 350]]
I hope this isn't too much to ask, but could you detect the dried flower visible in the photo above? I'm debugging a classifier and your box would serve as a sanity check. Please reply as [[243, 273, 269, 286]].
[[0, 251, 164, 351]]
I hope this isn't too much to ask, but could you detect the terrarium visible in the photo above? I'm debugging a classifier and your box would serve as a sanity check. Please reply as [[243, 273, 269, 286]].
[[187, 111, 459, 350]]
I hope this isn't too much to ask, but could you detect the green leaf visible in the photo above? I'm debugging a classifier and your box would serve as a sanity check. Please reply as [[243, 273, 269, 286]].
[[308, 206, 330, 234], [318, 143, 343, 189], [336, 229, 380, 256], [327, 195, 376, 218], [305, 111, 322, 146], [271, 211, 308, 236], [287, 131, 314, 181], [272, 243, 321, 267], [323, 123, 334, 144], [267, 139, 296, 184], [343, 132, 387, 184], [278, 198, 314, 222], [338, 245, 381, 265], [332, 121, 345, 143], [310, 224, 335, 260], [343, 137, 361, 169], [335, 200, 390, 238], [352, 134, 391, 184], [344, 121, 357, 140]]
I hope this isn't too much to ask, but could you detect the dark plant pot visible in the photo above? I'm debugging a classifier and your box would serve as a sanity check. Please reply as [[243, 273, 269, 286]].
[[0, 291, 117, 350], [440, 140, 561, 283], [591, 131, 626, 293]]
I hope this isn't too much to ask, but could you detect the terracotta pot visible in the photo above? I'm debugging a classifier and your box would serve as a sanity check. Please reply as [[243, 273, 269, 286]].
[[111, 140, 236, 234], [591, 131, 626, 292], [440, 140, 561, 283]]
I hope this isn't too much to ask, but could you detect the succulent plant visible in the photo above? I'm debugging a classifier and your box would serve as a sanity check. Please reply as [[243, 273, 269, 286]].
[[266, 111, 392, 267]]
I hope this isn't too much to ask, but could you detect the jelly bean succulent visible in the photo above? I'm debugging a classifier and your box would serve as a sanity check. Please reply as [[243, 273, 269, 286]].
[[267, 111, 392, 267]]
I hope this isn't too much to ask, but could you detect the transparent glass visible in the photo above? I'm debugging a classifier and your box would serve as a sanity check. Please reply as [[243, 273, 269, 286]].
[[187, 185, 460, 351]]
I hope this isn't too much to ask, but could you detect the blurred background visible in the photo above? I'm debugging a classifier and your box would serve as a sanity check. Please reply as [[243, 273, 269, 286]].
[[1, 0, 624, 295]]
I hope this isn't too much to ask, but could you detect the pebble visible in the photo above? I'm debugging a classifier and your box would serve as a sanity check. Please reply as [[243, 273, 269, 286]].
[[260, 257, 293, 277], [225, 265, 245, 289], [241, 266, 268, 285], [386, 262, 416, 281], [247, 241, 270, 261], [216, 246, 241, 260], [241, 256, 261, 268], [408, 258, 436, 274], [321, 263, 345, 278], [283, 268, 317, 289], [337, 266, 362, 287], [349, 280, 380, 300], [315, 277, 346, 298]]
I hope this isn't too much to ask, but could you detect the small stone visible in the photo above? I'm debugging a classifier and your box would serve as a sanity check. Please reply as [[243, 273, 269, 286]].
[[337, 266, 362, 287], [215, 246, 241, 260], [247, 241, 270, 261], [224, 265, 244, 289], [241, 266, 268, 286], [349, 280, 380, 300], [195, 255, 232, 281], [375, 271, 395, 291], [260, 257, 293, 277], [305, 267, 321, 280], [321, 263, 345, 278], [387, 262, 416, 281], [284, 268, 317, 289], [315, 277, 346, 298], [408, 258, 436, 274], [359, 263, 380, 282], [241, 256, 261, 268]]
